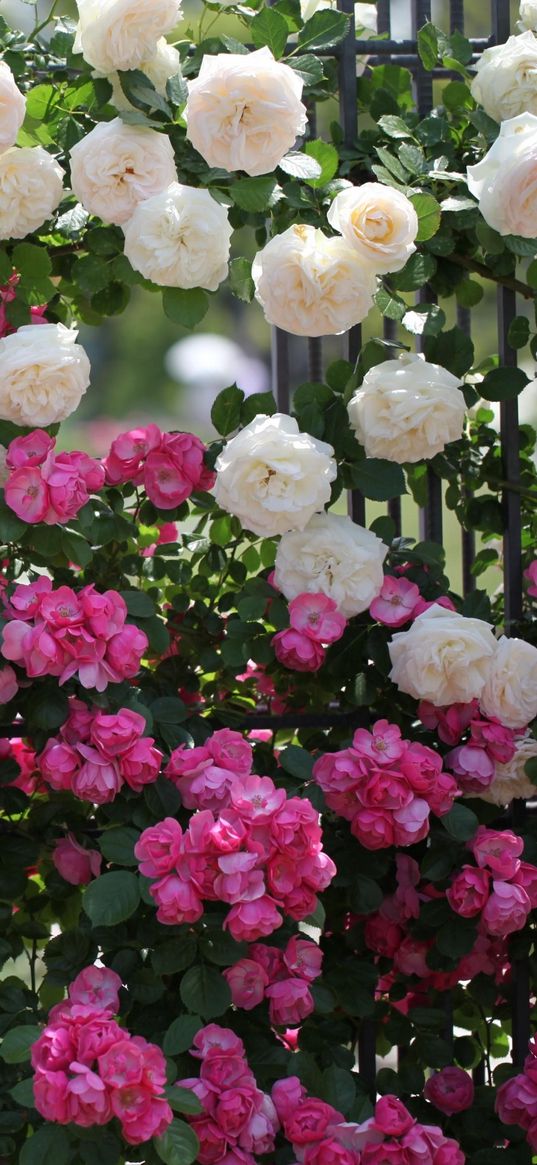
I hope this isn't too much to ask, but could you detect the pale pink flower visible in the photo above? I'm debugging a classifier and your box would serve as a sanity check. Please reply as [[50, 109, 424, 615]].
[[288, 592, 346, 644], [482, 879, 531, 936], [224, 958, 269, 1009], [353, 719, 405, 765], [0, 664, 17, 703], [369, 575, 420, 627], [68, 965, 122, 1012], [52, 834, 101, 885]]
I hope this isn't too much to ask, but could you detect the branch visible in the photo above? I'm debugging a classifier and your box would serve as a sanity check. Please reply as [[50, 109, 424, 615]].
[[448, 252, 535, 301]]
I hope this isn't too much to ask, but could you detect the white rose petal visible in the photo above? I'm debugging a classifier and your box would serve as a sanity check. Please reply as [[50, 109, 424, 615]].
[[0, 146, 64, 240], [0, 324, 91, 427], [185, 47, 307, 177], [470, 32, 537, 122], [69, 118, 177, 226], [327, 182, 418, 274], [480, 732, 537, 804], [467, 111, 537, 237], [520, 0, 537, 31], [107, 39, 181, 112], [252, 224, 376, 337], [123, 182, 232, 290], [388, 604, 496, 706], [274, 511, 387, 617], [479, 636, 537, 728], [213, 413, 336, 537], [0, 61, 26, 152], [74, 0, 182, 74], [347, 352, 466, 464]]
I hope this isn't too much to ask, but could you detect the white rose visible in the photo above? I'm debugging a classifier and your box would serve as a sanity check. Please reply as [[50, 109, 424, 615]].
[[479, 732, 537, 805], [327, 182, 418, 274], [185, 48, 307, 177], [252, 224, 376, 337], [0, 146, 64, 240], [107, 39, 181, 111], [470, 32, 537, 122], [466, 111, 537, 237], [74, 0, 182, 74], [388, 605, 496, 706], [347, 352, 466, 463], [274, 511, 387, 617], [69, 118, 177, 226], [479, 636, 537, 728], [0, 61, 26, 152], [0, 324, 91, 427], [213, 413, 336, 537], [520, 1, 537, 31], [123, 182, 232, 290]]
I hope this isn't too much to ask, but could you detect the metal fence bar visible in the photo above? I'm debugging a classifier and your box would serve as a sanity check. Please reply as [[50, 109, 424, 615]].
[[271, 327, 290, 413]]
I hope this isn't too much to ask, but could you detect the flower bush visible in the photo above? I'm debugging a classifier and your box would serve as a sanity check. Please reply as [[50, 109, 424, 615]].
[[0, 2, 536, 1165]]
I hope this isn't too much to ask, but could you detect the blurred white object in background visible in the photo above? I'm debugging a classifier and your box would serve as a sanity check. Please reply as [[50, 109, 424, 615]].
[[165, 333, 269, 429]]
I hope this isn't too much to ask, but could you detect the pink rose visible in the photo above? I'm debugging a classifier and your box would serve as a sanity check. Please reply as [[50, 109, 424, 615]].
[[288, 592, 346, 644], [351, 808, 395, 849], [5, 467, 50, 523], [39, 739, 80, 792], [525, 560, 537, 598], [68, 965, 122, 1012], [104, 424, 162, 485], [151, 874, 203, 925], [119, 736, 162, 792], [273, 627, 326, 672], [225, 897, 283, 942], [283, 936, 322, 982], [66, 1063, 112, 1127], [482, 880, 531, 936], [208, 728, 253, 776], [513, 861, 537, 908], [470, 826, 523, 880], [191, 1024, 245, 1059], [271, 1076, 306, 1122], [33, 1068, 70, 1123], [374, 1095, 414, 1135], [214, 1085, 260, 1139], [496, 1074, 536, 1130], [190, 1115, 228, 1165], [72, 745, 122, 803], [90, 707, 145, 756], [0, 664, 18, 704], [6, 430, 54, 468], [469, 717, 516, 763], [303, 1138, 357, 1165], [418, 700, 477, 745], [249, 943, 286, 981], [285, 1099, 341, 1145], [62, 698, 94, 744], [31, 1025, 76, 1072], [120, 1097, 173, 1145], [52, 834, 101, 885], [223, 958, 269, 1009], [445, 743, 494, 794], [369, 575, 420, 627], [265, 978, 314, 1026], [105, 624, 148, 679], [353, 720, 405, 765], [364, 915, 404, 958], [446, 866, 490, 918], [424, 1066, 474, 1116]]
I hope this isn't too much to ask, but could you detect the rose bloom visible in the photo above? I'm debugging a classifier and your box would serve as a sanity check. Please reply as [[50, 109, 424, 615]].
[[0, 324, 90, 427], [424, 1067, 474, 1117], [0, 664, 18, 704], [253, 224, 376, 337], [274, 511, 387, 618], [0, 146, 64, 240], [481, 731, 537, 805], [479, 636, 537, 729], [482, 879, 531, 936], [470, 32, 537, 122], [52, 834, 101, 885], [347, 352, 466, 464], [70, 119, 177, 226], [213, 413, 336, 538], [107, 38, 180, 111], [521, 0, 537, 29], [0, 62, 26, 151], [467, 112, 537, 237], [185, 47, 307, 176], [123, 182, 232, 290], [388, 605, 496, 706], [74, 0, 182, 74], [328, 182, 418, 274]]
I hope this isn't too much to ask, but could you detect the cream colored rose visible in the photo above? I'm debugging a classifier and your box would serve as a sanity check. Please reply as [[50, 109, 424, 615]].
[[123, 182, 232, 290], [327, 182, 418, 274], [466, 111, 537, 237], [185, 48, 307, 177], [0, 61, 26, 152], [470, 32, 537, 122], [0, 146, 64, 240], [107, 39, 181, 112], [480, 732, 537, 805], [0, 324, 91, 427], [213, 413, 336, 537], [74, 0, 182, 74], [274, 511, 387, 617], [520, 1, 537, 31], [69, 118, 177, 226], [252, 224, 376, 337], [388, 605, 496, 706], [479, 636, 537, 728], [347, 352, 466, 464]]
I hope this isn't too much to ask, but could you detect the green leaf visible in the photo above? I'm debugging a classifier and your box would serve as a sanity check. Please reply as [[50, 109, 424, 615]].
[[211, 384, 245, 435], [304, 139, 339, 188], [118, 69, 172, 116], [279, 745, 314, 781], [163, 1013, 202, 1055], [155, 1119, 199, 1165], [179, 965, 232, 1018], [99, 826, 140, 866], [162, 288, 209, 329], [0, 1025, 41, 1063], [20, 1126, 73, 1165], [83, 871, 141, 927], [228, 257, 254, 302], [442, 803, 479, 842], [507, 316, 531, 350], [199, 929, 249, 966], [9, 1076, 35, 1106], [350, 458, 406, 501], [279, 151, 322, 179], [378, 115, 414, 139], [297, 9, 350, 51], [55, 203, 89, 238], [119, 589, 155, 617], [230, 176, 278, 212], [25, 686, 69, 732], [151, 696, 187, 723], [251, 7, 288, 57], [241, 391, 277, 425], [375, 286, 406, 321], [166, 71, 188, 110], [288, 54, 324, 85], [480, 366, 529, 402], [153, 934, 198, 976], [164, 1085, 203, 1116], [0, 498, 27, 542], [417, 22, 439, 70], [322, 1065, 356, 1115], [349, 875, 383, 915], [390, 252, 437, 291], [12, 243, 52, 278], [409, 192, 441, 242], [73, 253, 111, 296]]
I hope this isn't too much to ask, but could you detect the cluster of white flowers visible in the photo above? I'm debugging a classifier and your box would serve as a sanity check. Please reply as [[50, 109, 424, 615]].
[[0, 60, 65, 242]]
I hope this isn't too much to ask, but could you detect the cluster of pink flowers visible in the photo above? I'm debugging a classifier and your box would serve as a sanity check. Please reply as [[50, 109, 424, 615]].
[[177, 1024, 279, 1164], [3, 431, 105, 525], [31, 965, 173, 1145], [165, 728, 254, 810], [313, 720, 457, 850], [223, 935, 322, 1026], [52, 833, 102, 885], [104, 424, 215, 510], [0, 275, 47, 336], [38, 698, 162, 804], [135, 760, 335, 941], [1, 578, 148, 692], [273, 593, 347, 673], [497, 1035, 537, 1151], [272, 1083, 464, 1165], [447, 826, 537, 938], [369, 575, 455, 628], [419, 700, 517, 795]]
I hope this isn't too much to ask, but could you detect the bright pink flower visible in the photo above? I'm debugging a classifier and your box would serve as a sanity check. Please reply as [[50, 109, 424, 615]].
[[98, 1039, 144, 1088], [120, 1097, 173, 1145], [225, 897, 283, 942], [412, 593, 456, 616], [40, 587, 84, 628], [445, 743, 494, 793], [224, 958, 269, 1009], [81, 587, 126, 639], [303, 1138, 357, 1165], [31, 1025, 76, 1073], [66, 1062, 112, 1127], [33, 1068, 70, 1123], [105, 624, 148, 679], [68, 965, 122, 1012], [351, 807, 395, 849], [273, 627, 326, 672], [6, 431, 54, 468], [90, 707, 145, 756], [119, 736, 162, 792], [265, 977, 313, 1026], [39, 739, 80, 792], [525, 559, 537, 598], [283, 936, 322, 982], [482, 880, 531, 936], [52, 834, 101, 885], [271, 1076, 306, 1123], [374, 1095, 414, 1135], [284, 1099, 341, 1145], [513, 861, 537, 908], [353, 720, 405, 766], [249, 943, 286, 981], [192, 1024, 245, 1059], [190, 1115, 228, 1165], [393, 798, 430, 846], [208, 728, 253, 776], [9, 574, 51, 619], [469, 717, 516, 764], [394, 937, 431, 978], [471, 826, 523, 880], [5, 466, 50, 522], [426, 771, 458, 817], [369, 575, 420, 627], [447, 866, 490, 917], [72, 746, 122, 804], [231, 775, 286, 823], [361, 1141, 404, 1163], [424, 1067, 474, 1116], [0, 664, 18, 703], [62, 698, 94, 744], [215, 1085, 261, 1139], [288, 592, 346, 644], [42, 459, 90, 523], [104, 424, 162, 485], [418, 700, 477, 745], [496, 1074, 536, 1130]]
